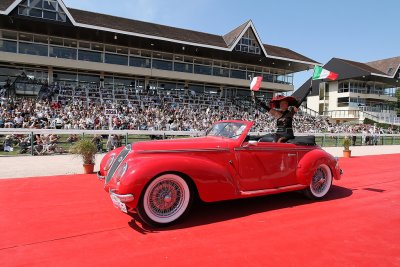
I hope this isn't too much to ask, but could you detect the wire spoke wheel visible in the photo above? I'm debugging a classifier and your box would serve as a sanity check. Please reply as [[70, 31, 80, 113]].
[[139, 174, 192, 226], [304, 164, 332, 199]]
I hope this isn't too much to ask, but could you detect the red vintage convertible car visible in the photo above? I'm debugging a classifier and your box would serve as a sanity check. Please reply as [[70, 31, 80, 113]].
[[98, 120, 342, 227]]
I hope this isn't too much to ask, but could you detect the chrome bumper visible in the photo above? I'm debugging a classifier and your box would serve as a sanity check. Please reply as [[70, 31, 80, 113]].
[[110, 189, 135, 203], [97, 171, 105, 180]]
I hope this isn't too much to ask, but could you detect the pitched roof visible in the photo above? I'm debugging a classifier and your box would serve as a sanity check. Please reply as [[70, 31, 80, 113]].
[[0, 0, 16, 11], [222, 20, 249, 47], [263, 44, 319, 64], [335, 58, 387, 75], [69, 8, 229, 48], [0, 0, 318, 64], [366, 56, 400, 76]]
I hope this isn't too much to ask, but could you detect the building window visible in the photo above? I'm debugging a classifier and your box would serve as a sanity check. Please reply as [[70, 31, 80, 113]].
[[234, 28, 262, 55], [104, 53, 128, 66], [152, 59, 173, 71], [50, 46, 76, 59], [337, 97, 349, 107], [0, 40, 17, 53], [129, 56, 150, 68], [78, 50, 102, 62], [18, 0, 67, 22]]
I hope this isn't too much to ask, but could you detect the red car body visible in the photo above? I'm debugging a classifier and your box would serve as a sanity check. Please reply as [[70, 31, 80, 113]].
[[98, 120, 342, 226]]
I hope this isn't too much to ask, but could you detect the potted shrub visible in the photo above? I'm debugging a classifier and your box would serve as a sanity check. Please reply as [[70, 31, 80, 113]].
[[343, 136, 351, 158], [69, 139, 98, 174]]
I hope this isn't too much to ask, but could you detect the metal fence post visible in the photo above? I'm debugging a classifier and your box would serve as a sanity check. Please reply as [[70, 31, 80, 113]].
[[335, 136, 339, 147], [125, 133, 128, 146], [322, 135, 325, 147], [31, 132, 34, 156]]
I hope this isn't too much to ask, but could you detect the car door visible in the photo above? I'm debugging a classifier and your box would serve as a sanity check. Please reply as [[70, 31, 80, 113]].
[[235, 142, 298, 191]]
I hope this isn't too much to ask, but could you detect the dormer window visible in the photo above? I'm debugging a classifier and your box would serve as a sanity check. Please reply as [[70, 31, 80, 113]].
[[18, 0, 67, 22], [234, 28, 261, 55]]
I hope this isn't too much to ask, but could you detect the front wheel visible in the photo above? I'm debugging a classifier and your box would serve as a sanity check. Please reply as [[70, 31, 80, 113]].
[[137, 174, 193, 227], [304, 164, 332, 200]]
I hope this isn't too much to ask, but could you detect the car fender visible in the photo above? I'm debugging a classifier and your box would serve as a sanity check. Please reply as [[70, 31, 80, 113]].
[[296, 149, 338, 185], [119, 154, 239, 203]]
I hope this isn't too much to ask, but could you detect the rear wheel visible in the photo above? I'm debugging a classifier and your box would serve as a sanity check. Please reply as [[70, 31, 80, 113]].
[[304, 164, 332, 199], [137, 174, 193, 227]]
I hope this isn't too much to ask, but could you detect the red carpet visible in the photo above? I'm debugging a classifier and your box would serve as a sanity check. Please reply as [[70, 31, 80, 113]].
[[1, 154, 399, 266]]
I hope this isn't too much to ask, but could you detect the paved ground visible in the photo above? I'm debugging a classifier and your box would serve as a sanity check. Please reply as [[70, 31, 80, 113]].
[[0, 154, 399, 266], [1, 145, 399, 179]]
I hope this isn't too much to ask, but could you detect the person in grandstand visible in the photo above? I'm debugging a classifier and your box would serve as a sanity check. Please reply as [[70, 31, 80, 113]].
[[255, 95, 299, 143]]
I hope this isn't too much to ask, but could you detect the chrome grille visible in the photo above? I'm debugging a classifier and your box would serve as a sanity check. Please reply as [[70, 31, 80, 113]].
[[105, 146, 130, 184]]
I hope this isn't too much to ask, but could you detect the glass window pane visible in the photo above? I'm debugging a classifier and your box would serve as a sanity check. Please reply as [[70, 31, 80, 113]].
[[78, 50, 102, 62], [57, 13, 66, 22], [29, 8, 42, 18], [129, 56, 150, 68], [43, 10, 57, 20], [188, 84, 204, 93], [54, 71, 77, 82], [1, 31, 18, 40], [79, 42, 90, 49], [105, 45, 115, 53], [212, 67, 229, 77], [19, 33, 33, 42], [174, 55, 183, 62], [194, 65, 212, 75], [0, 40, 17, 53], [43, 0, 57, 10], [34, 35, 48, 44], [78, 74, 99, 83], [19, 42, 48, 56], [141, 50, 151, 57], [91, 43, 103, 51], [32, 0, 43, 8], [64, 39, 77, 48], [174, 62, 193, 73], [230, 69, 247, 79], [50, 46, 76, 59], [130, 49, 140, 55], [116, 47, 128, 55], [152, 59, 173, 71], [105, 53, 128, 66], [49, 37, 63, 46], [18, 6, 29, 15]]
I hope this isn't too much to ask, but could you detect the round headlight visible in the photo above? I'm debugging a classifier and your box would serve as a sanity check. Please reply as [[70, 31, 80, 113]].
[[104, 155, 115, 171], [114, 162, 128, 184]]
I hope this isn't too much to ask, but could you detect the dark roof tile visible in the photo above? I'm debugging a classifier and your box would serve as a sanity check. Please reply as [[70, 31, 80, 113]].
[[0, 0, 16, 11], [263, 44, 319, 64], [69, 8, 229, 48], [366, 56, 400, 76]]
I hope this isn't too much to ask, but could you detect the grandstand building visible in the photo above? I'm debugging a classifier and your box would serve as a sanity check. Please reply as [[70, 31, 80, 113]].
[[0, 0, 318, 102], [295, 57, 400, 125]]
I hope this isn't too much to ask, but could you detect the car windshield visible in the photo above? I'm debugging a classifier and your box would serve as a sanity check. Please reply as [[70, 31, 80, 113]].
[[206, 122, 247, 139]]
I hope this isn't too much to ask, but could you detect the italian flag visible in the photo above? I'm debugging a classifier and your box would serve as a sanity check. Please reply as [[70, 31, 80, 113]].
[[312, 66, 338, 80], [250, 76, 263, 91]]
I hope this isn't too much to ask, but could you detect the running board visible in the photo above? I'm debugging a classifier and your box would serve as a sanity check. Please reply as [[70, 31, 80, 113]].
[[240, 184, 307, 196]]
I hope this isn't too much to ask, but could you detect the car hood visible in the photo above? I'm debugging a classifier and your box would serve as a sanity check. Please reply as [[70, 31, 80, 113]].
[[131, 136, 231, 152]]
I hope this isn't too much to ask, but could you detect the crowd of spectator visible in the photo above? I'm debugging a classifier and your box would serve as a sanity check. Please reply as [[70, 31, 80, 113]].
[[1, 94, 399, 134]]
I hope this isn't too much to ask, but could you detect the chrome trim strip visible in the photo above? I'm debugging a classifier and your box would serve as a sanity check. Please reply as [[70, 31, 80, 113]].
[[97, 171, 105, 180], [137, 148, 230, 154], [240, 184, 306, 196]]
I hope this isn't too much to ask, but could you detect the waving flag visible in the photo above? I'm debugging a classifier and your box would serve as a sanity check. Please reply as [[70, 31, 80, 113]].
[[250, 76, 263, 91], [312, 66, 338, 80]]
